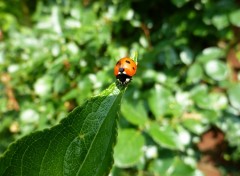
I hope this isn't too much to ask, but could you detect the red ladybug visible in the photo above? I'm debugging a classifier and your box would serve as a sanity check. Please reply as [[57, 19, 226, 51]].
[[114, 57, 137, 84]]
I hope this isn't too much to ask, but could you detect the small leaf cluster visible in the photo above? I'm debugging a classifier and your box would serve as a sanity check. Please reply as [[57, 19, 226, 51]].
[[1, 0, 240, 175]]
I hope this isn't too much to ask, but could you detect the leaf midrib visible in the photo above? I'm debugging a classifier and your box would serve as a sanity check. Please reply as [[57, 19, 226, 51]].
[[76, 95, 118, 175]]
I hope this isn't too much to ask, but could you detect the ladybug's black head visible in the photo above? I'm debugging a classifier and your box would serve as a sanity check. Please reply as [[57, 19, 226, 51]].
[[116, 74, 132, 85]]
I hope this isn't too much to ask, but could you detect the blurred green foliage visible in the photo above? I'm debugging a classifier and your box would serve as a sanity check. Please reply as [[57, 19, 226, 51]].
[[1, 0, 240, 175]]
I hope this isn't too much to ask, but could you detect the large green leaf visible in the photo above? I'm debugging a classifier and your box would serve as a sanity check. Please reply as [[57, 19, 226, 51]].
[[212, 14, 229, 30], [121, 100, 148, 126], [0, 83, 125, 176], [171, 0, 189, 7], [228, 83, 240, 110], [149, 158, 173, 175], [204, 60, 228, 81], [191, 85, 211, 109], [148, 84, 173, 119], [114, 129, 145, 168], [196, 47, 224, 63], [187, 63, 203, 84], [149, 157, 202, 176], [158, 47, 179, 68], [182, 119, 206, 135], [147, 123, 182, 150], [170, 157, 201, 176], [230, 9, 240, 27], [180, 47, 194, 65]]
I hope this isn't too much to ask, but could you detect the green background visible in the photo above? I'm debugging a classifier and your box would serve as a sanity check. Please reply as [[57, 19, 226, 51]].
[[1, 0, 240, 175]]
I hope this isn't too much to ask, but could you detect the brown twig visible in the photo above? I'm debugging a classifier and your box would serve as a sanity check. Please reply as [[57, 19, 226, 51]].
[[1, 73, 20, 111]]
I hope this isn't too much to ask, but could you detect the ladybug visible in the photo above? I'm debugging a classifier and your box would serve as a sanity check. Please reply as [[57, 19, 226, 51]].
[[114, 57, 137, 85]]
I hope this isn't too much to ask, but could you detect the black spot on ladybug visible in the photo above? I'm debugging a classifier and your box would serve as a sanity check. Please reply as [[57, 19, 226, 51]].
[[125, 60, 130, 64], [132, 67, 135, 70]]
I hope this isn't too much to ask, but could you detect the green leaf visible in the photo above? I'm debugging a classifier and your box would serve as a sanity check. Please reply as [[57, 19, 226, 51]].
[[201, 109, 219, 123], [51, 6, 63, 34], [148, 84, 173, 119], [209, 92, 228, 110], [180, 48, 193, 65], [131, 51, 138, 63], [191, 85, 211, 109], [149, 157, 201, 176], [230, 10, 240, 27], [158, 47, 179, 68], [204, 60, 228, 81], [149, 158, 173, 175], [53, 73, 69, 93], [171, 0, 189, 7], [114, 129, 145, 168], [147, 123, 181, 150], [171, 157, 199, 176], [196, 47, 224, 63], [121, 100, 148, 126], [0, 83, 125, 176], [212, 14, 229, 30], [182, 119, 206, 135], [228, 83, 240, 110], [187, 63, 203, 84], [34, 75, 53, 97], [20, 109, 39, 124]]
